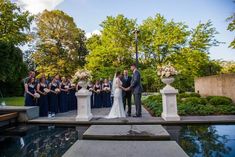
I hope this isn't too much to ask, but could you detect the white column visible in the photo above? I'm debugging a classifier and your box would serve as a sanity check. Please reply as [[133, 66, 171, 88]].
[[160, 86, 180, 121], [75, 89, 93, 121]]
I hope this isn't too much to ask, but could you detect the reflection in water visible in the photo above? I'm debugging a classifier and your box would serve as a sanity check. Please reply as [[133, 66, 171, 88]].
[[0, 125, 88, 157], [165, 125, 235, 157]]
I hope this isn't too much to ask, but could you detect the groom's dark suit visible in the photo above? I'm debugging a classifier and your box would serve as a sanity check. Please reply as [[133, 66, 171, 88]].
[[130, 69, 143, 117], [121, 75, 132, 115]]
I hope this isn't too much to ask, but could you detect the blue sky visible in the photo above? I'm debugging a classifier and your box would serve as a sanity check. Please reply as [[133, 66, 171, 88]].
[[16, 0, 235, 61]]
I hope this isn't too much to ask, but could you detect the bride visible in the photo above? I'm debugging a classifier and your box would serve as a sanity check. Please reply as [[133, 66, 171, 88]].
[[106, 71, 126, 118]]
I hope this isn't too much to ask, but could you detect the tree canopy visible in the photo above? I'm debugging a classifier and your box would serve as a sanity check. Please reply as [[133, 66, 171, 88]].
[[0, 0, 33, 45], [32, 10, 88, 77]]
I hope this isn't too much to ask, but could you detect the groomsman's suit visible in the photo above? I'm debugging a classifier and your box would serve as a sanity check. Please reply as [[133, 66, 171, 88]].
[[130, 69, 143, 117], [121, 75, 132, 116]]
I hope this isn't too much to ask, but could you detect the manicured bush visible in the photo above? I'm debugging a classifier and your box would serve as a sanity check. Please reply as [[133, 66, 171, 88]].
[[178, 92, 201, 99], [182, 97, 207, 106], [207, 96, 233, 106], [143, 93, 235, 116]]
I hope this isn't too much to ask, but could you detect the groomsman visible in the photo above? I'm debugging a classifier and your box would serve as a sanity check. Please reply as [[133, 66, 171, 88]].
[[121, 70, 132, 116]]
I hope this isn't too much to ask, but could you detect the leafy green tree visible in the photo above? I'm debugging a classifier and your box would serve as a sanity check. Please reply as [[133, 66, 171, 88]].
[[189, 20, 220, 52], [220, 61, 235, 73], [227, 13, 235, 48], [139, 13, 189, 66], [0, 41, 27, 82], [33, 10, 87, 77], [85, 14, 136, 80], [0, 0, 33, 45]]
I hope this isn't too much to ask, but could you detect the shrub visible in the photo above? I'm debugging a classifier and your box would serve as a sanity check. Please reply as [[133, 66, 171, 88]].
[[178, 92, 201, 99], [208, 96, 233, 106], [182, 97, 207, 106]]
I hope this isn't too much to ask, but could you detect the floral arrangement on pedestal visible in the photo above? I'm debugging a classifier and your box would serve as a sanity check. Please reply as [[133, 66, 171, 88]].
[[72, 69, 92, 83], [72, 69, 92, 90], [157, 63, 178, 86], [157, 63, 178, 78]]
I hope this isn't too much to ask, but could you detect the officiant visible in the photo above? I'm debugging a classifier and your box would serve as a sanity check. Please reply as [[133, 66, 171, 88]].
[[121, 70, 132, 116]]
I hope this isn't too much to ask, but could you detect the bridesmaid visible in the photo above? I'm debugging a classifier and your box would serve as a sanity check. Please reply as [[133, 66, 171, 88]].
[[93, 80, 102, 108], [24, 77, 36, 106], [59, 77, 69, 113], [87, 81, 94, 108], [68, 77, 77, 111], [49, 77, 60, 115], [37, 77, 49, 117], [102, 79, 111, 107]]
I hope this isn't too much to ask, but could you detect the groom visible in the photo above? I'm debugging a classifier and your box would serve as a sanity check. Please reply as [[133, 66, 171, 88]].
[[127, 64, 143, 117]]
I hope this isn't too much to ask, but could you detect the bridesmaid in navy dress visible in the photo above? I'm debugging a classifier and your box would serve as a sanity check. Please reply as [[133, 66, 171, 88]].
[[49, 77, 60, 115], [59, 77, 69, 113], [24, 77, 36, 106], [102, 79, 111, 107], [37, 77, 49, 117], [68, 78, 77, 111], [87, 81, 94, 108], [93, 80, 102, 108]]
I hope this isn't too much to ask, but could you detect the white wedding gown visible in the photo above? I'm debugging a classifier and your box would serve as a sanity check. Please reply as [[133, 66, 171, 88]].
[[106, 78, 126, 118]]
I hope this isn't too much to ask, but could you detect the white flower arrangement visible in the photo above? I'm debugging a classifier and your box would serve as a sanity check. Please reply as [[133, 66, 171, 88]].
[[44, 88, 50, 93], [64, 85, 69, 89], [157, 63, 178, 78], [72, 69, 92, 83], [34, 93, 40, 98]]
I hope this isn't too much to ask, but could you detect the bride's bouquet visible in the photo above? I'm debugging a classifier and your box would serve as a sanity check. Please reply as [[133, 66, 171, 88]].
[[157, 63, 178, 78], [72, 69, 92, 83]]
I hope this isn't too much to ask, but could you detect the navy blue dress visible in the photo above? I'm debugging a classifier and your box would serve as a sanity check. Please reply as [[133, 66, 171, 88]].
[[59, 83, 69, 112], [38, 83, 49, 117], [49, 83, 59, 114], [102, 84, 111, 107], [87, 84, 94, 108], [68, 84, 77, 111], [94, 84, 102, 108], [25, 84, 36, 106]]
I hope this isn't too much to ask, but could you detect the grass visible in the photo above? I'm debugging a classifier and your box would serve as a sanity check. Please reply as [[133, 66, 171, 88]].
[[0, 97, 24, 106]]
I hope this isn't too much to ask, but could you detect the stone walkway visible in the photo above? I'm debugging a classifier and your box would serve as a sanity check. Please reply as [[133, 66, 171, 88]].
[[28, 106, 235, 124]]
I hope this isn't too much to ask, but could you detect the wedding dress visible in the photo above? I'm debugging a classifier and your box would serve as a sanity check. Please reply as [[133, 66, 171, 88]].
[[106, 77, 126, 118]]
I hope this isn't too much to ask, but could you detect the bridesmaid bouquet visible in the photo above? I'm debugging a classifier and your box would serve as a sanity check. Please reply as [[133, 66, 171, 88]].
[[157, 63, 178, 78], [64, 85, 69, 89], [34, 93, 40, 98], [72, 69, 92, 83], [55, 88, 60, 93], [71, 84, 76, 87], [44, 88, 50, 93]]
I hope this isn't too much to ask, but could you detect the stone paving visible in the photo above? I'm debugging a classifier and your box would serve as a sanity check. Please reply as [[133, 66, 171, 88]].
[[28, 106, 235, 125], [63, 140, 189, 157], [83, 125, 170, 140]]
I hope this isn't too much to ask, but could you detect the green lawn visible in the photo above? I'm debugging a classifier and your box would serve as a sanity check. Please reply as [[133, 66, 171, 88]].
[[0, 97, 24, 106]]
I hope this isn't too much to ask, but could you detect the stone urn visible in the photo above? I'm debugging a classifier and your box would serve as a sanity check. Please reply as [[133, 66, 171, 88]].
[[161, 77, 175, 90]]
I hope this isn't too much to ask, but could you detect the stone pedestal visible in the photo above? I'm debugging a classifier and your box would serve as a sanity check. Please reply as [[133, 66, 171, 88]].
[[160, 85, 180, 121], [75, 89, 93, 121]]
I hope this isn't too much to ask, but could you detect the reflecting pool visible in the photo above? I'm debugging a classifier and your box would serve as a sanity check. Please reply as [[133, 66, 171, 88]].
[[164, 124, 235, 157], [0, 125, 88, 157]]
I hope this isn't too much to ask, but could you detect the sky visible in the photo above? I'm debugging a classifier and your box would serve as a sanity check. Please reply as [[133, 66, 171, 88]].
[[15, 0, 235, 61]]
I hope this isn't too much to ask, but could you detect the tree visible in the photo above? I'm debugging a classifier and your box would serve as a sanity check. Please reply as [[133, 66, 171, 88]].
[[33, 10, 88, 77], [0, 0, 33, 45], [139, 13, 189, 66], [220, 61, 235, 73], [0, 41, 27, 82], [227, 13, 235, 48], [189, 20, 220, 52], [85, 15, 136, 80]]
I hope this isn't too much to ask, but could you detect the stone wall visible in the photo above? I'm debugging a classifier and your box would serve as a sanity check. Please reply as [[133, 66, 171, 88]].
[[195, 74, 235, 102]]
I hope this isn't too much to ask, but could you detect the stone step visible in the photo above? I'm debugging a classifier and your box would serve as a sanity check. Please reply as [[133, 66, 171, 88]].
[[83, 125, 170, 140], [63, 140, 189, 157]]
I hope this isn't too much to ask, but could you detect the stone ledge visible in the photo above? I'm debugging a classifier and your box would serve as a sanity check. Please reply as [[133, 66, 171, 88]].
[[83, 125, 170, 140], [0, 106, 39, 122], [63, 140, 189, 157]]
